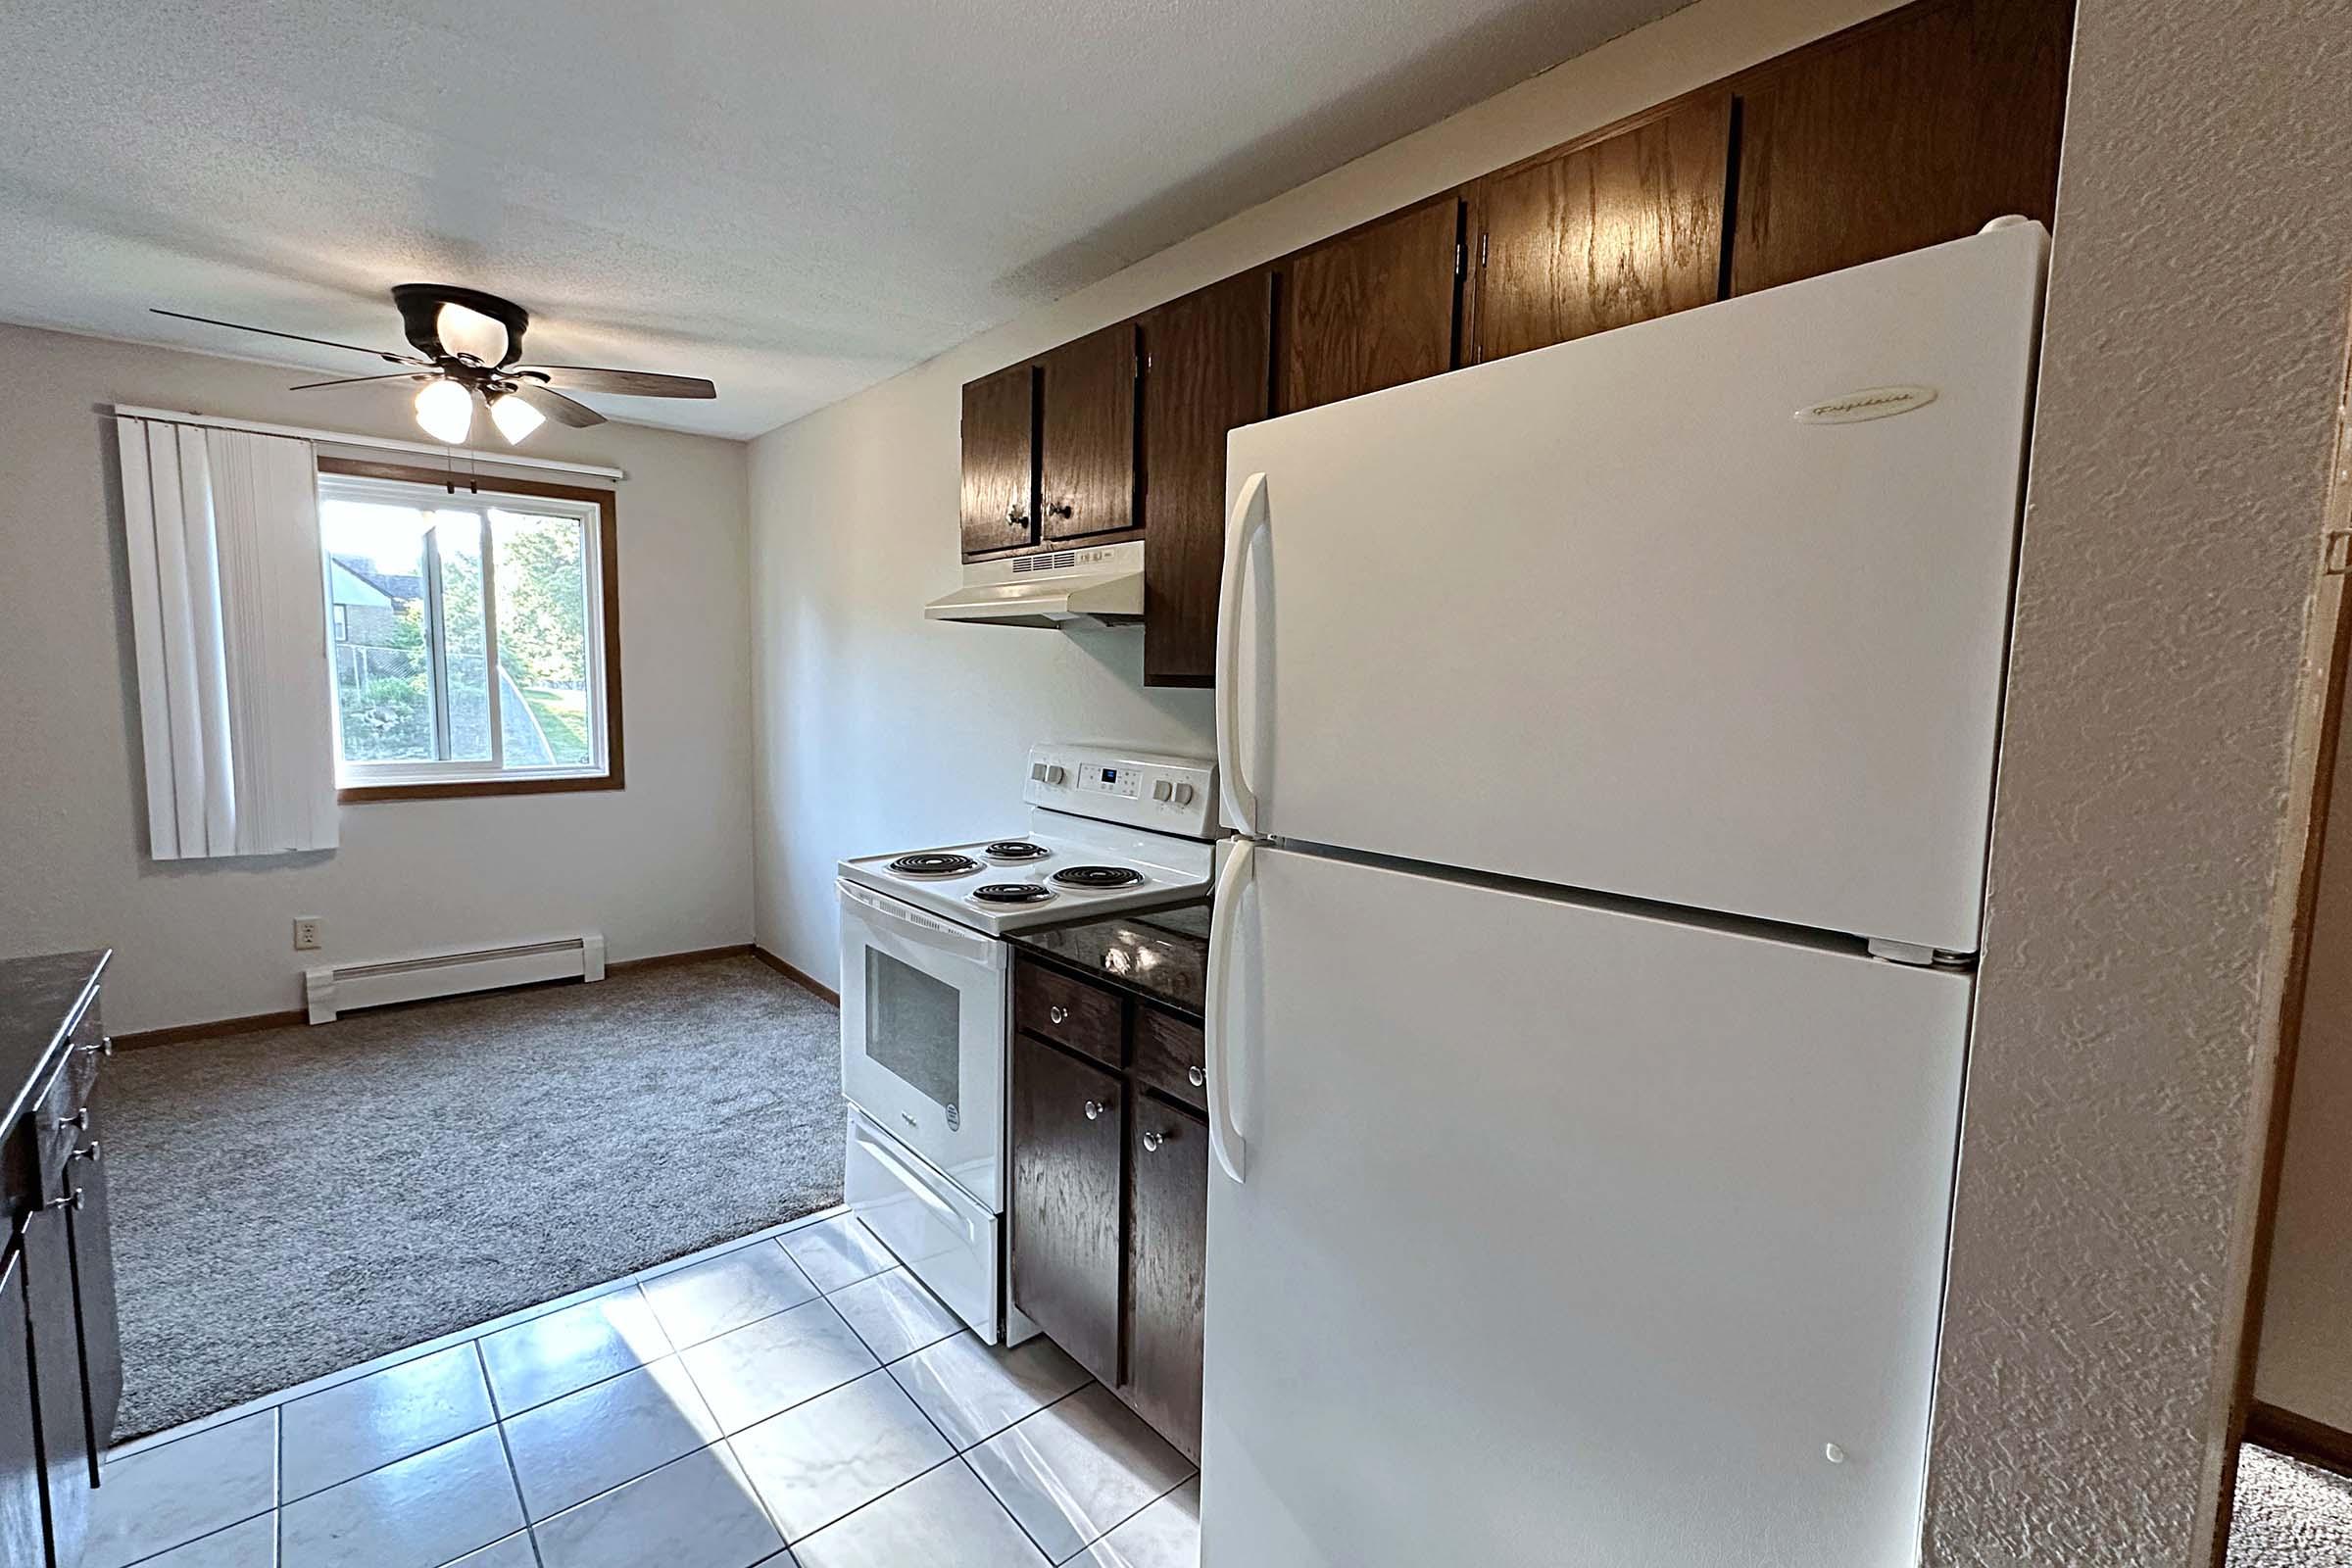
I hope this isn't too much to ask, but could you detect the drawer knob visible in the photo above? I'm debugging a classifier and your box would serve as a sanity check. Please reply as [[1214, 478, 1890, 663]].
[[72, 1142, 101, 1165], [1188, 1065, 1205, 1088], [50, 1108, 90, 1135], [1084, 1099, 1106, 1121], [82, 1035, 114, 1058], [46, 1189, 83, 1213], [1142, 1129, 1165, 1152], [1050, 1005, 1069, 1025]]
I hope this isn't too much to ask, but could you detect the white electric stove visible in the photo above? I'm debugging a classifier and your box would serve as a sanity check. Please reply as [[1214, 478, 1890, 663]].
[[836, 745, 1220, 1342]]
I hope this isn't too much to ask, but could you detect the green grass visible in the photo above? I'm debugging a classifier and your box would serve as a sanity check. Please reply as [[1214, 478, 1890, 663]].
[[521, 686, 591, 764]]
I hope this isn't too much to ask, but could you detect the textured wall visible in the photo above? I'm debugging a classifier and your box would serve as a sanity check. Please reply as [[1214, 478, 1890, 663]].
[[1925, 0, 2352, 1561], [0, 325, 756, 1032]]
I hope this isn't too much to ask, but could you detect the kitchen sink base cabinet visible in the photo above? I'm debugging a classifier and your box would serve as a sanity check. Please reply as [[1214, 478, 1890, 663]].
[[1008, 955, 1209, 1462]]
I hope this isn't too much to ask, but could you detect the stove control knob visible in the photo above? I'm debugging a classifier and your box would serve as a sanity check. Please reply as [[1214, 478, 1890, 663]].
[[1173, 783, 1197, 806], [1045, 764, 1066, 786], [1029, 762, 1048, 782], [1152, 779, 1174, 802]]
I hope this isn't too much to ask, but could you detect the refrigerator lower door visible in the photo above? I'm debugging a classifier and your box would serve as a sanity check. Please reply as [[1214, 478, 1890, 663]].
[[1220, 222, 2046, 954], [1200, 847, 1972, 1567]]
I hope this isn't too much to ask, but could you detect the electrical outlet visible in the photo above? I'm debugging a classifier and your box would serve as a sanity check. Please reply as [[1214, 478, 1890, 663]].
[[293, 917, 322, 952]]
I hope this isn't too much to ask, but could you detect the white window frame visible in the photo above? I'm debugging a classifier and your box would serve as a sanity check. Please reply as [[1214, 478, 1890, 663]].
[[318, 470, 612, 790]]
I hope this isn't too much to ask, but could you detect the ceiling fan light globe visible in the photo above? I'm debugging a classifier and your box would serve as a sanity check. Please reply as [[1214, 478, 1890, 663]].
[[435, 301, 510, 366], [490, 392, 547, 445], [414, 377, 475, 444]]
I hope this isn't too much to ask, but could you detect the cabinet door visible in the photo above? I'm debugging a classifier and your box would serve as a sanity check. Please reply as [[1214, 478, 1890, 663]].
[[21, 1208, 86, 1568], [66, 1134, 119, 1477], [1140, 271, 1270, 688], [1470, 94, 1731, 365], [0, 1251, 45, 1568], [1124, 1102, 1207, 1464], [959, 363, 1038, 558], [1038, 323, 1139, 543], [1729, 0, 2072, 295], [1009, 1036, 1124, 1385], [1278, 197, 1462, 414]]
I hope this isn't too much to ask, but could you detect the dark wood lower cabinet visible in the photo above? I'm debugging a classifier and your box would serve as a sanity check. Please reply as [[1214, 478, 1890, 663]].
[[1009, 1033, 1125, 1386], [1125, 1102, 1207, 1462], [1009, 956, 1211, 1460], [20, 1209, 87, 1568], [0, 1253, 44, 1568], [66, 1132, 120, 1482]]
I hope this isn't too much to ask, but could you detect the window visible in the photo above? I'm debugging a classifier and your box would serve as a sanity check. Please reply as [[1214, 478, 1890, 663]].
[[317, 459, 622, 800]]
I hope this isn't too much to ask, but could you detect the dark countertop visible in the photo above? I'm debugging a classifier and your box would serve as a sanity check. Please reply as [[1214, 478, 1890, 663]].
[[0, 951, 108, 1131], [1008, 902, 1209, 1018]]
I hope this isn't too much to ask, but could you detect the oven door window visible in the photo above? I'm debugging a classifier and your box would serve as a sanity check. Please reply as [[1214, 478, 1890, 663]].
[[866, 949, 962, 1118]]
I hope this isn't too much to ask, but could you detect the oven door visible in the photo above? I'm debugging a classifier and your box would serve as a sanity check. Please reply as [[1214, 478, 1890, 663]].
[[838, 877, 1009, 1210]]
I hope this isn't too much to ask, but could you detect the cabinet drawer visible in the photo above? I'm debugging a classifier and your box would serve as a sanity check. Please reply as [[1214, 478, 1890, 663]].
[[64, 998, 103, 1113], [1131, 1007, 1207, 1114], [31, 1053, 83, 1194], [1013, 960, 1125, 1068]]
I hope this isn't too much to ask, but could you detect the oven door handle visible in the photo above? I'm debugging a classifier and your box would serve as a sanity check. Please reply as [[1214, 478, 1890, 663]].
[[838, 878, 1001, 966], [852, 1123, 977, 1245]]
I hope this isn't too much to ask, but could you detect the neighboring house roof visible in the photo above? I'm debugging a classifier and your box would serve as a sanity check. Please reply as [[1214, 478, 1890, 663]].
[[328, 554, 420, 606]]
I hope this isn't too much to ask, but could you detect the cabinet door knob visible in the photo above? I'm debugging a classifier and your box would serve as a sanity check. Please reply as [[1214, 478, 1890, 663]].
[[1142, 1129, 1165, 1152], [50, 1108, 89, 1134], [1083, 1099, 1106, 1121], [46, 1188, 83, 1213], [73, 1142, 100, 1165], [1006, 501, 1029, 524], [1049, 1005, 1068, 1025], [1188, 1065, 1205, 1088], [1047, 500, 1075, 520]]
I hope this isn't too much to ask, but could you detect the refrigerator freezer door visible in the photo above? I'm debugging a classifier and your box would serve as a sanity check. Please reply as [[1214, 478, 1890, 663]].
[[1222, 222, 2046, 953], [1199, 847, 1972, 1567]]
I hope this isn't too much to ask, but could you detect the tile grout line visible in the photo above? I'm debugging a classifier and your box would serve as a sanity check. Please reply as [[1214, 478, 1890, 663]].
[[473, 1339, 544, 1568]]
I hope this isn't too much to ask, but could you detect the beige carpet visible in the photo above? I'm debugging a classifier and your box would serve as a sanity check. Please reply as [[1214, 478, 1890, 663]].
[[94, 955, 843, 1440], [2229, 1446, 2352, 1567]]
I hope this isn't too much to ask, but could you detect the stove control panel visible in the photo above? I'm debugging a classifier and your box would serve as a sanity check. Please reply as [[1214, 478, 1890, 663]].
[[1023, 747, 1221, 838]]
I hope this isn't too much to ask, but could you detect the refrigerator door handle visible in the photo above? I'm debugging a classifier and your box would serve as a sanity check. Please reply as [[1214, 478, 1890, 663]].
[[1204, 836, 1254, 1183], [1216, 471, 1269, 835]]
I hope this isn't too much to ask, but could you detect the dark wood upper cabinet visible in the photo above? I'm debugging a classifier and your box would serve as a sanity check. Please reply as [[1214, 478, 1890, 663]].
[[1010, 1033, 1125, 1387], [1124, 1102, 1208, 1464], [0, 1253, 43, 1568], [66, 1133, 119, 1479], [1728, 0, 2072, 296], [1469, 94, 1733, 365], [1140, 271, 1272, 688], [1038, 324, 1140, 543], [1278, 196, 1463, 415], [959, 363, 1038, 557]]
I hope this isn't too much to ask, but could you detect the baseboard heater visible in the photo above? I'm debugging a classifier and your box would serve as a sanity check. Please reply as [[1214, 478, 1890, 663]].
[[305, 932, 607, 1024]]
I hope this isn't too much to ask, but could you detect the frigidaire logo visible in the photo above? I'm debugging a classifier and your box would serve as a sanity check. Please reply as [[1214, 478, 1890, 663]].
[[1794, 385, 1938, 424]]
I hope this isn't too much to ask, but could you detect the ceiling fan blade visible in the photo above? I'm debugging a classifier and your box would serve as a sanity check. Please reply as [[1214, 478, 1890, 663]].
[[150, 308, 426, 364], [515, 383, 606, 428], [516, 366, 716, 399], [287, 371, 431, 391]]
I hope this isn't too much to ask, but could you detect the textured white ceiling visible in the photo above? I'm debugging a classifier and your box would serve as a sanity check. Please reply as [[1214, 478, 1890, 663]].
[[0, 0, 1682, 438]]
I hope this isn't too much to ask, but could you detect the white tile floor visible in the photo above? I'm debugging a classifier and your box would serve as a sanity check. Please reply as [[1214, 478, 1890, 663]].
[[91, 1208, 1200, 1568]]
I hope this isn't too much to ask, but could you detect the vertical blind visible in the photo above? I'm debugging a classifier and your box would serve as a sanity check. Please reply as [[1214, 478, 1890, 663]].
[[117, 417, 338, 858]]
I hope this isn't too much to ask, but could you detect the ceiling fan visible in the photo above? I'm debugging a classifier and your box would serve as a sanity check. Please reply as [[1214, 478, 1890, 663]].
[[151, 284, 716, 447]]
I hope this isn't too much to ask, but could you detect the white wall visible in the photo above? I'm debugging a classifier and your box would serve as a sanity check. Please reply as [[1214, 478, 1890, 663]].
[[2258, 657, 2352, 1433], [0, 323, 756, 1033], [746, 0, 1905, 986], [1925, 0, 2352, 1560]]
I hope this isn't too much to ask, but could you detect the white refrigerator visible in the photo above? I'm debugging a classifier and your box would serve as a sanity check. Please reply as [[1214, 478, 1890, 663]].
[[1200, 220, 2048, 1566]]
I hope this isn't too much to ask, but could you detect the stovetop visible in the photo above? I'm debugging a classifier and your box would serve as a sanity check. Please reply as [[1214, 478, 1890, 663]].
[[838, 811, 1219, 936]]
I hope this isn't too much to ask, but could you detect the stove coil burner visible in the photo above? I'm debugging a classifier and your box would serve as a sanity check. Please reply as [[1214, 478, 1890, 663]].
[[889, 853, 982, 879], [1052, 865, 1148, 890], [972, 883, 1056, 906], [984, 841, 1051, 863]]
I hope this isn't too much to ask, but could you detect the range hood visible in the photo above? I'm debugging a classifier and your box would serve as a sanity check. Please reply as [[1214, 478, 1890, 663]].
[[925, 540, 1144, 628]]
